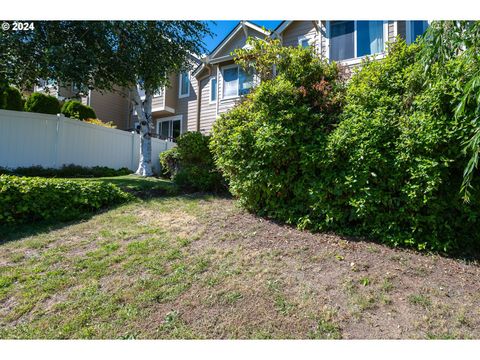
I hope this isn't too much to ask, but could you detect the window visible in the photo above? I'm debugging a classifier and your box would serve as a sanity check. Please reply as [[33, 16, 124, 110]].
[[407, 21, 428, 44], [36, 78, 56, 91], [329, 21, 385, 61], [210, 77, 217, 103], [179, 72, 190, 98], [298, 36, 311, 48], [356, 21, 384, 57], [158, 116, 182, 141], [222, 65, 254, 98]]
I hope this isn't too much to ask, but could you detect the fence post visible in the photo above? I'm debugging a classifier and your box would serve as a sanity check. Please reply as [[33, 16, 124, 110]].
[[131, 131, 135, 171], [54, 114, 62, 168]]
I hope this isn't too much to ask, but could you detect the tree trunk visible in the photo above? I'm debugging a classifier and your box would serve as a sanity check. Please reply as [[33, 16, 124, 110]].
[[132, 88, 154, 177]]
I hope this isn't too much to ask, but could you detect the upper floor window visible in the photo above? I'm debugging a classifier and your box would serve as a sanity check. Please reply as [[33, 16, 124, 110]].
[[222, 65, 254, 99], [298, 36, 312, 48], [407, 21, 429, 44], [210, 77, 217, 103], [179, 72, 190, 98], [329, 21, 385, 62]]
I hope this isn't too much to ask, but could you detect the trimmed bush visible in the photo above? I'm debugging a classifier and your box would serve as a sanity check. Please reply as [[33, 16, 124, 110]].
[[0, 164, 131, 178], [211, 38, 480, 254], [0, 175, 132, 225], [211, 40, 345, 221], [161, 132, 225, 192], [24, 92, 61, 114], [309, 40, 480, 253], [1, 86, 23, 111], [61, 100, 97, 120]]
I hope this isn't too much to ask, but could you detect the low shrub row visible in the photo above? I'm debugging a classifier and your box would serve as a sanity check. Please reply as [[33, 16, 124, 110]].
[[1, 89, 98, 123], [0, 164, 131, 178], [160, 132, 225, 193], [0, 175, 132, 225]]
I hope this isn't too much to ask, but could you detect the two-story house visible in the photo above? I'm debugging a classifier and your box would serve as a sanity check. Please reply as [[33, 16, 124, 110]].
[[34, 20, 429, 139]]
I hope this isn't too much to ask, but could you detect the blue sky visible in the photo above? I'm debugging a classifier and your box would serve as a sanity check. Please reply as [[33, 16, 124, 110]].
[[203, 21, 282, 53]]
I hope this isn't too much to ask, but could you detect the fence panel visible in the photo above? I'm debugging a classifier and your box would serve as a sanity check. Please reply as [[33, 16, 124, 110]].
[[0, 109, 174, 174]]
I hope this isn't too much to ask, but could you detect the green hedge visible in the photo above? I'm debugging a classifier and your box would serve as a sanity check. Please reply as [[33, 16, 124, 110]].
[[211, 38, 480, 254], [161, 132, 225, 193], [24, 92, 60, 114], [0, 164, 131, 178], [0, 86, 23, 111], [61, 100, 97, 120], [211, 42, 344, 220], [0, 175, 132, 225]]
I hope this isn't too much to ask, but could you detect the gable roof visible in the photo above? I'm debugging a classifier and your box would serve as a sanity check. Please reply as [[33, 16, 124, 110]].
[[209, 21, 270, 59], [193, 21, 270, 77]]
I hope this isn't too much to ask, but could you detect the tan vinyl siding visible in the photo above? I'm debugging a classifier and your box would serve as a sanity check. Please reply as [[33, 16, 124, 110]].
[[282, 21, 317, 48], [88, 89, 130, 129], [198, 76, 217, 134], [165, 73, 178, 111], [388, 21, 395, 42], [176, 74, 197, 134], [151, 91, 165, 111]]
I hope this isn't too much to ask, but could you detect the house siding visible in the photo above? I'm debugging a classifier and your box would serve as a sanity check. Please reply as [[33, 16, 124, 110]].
[[282, 21, 317, 48], [198, 76, 217, 134], [87, 89, 131, 129]]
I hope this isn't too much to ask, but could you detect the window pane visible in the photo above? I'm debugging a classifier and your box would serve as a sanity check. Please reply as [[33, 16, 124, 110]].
[[239, 68, 254, 96], [357, 21, 384, 57], [160, 121, 169, 139], [330, 21, 354, 61], [411, 21, 428, 43], [223, 67, 238, 97], [180, 72, 189, 96], [172, 120, 181, 140], [211, 78, 217, 102], [300, 38, 310, 48]]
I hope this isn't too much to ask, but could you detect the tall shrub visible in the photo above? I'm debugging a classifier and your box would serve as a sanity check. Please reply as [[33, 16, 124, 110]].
[[161, 132, 224, 192], [24, 92, 60, 114], [308, 40, 480, 252], [211, 38, 345, 221], [1, 86, 24, 111], [61, 100, 97, 120]]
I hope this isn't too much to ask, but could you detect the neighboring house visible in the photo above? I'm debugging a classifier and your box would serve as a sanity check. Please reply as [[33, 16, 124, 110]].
[[34, 81, 132, 129], [33, 20, 430, 138], [190, 20, 429, 134]]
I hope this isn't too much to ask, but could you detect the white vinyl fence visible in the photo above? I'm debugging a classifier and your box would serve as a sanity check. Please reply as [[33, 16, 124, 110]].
[[0, 109, 175, 174]]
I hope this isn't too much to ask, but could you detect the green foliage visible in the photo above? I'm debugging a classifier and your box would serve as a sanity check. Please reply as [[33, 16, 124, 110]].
[[419, 21, 480, 201], [0, 164, 131, 178], [61, 100, 96, 120], [212, 37, 480, 254], [311, 39, 480, 252], [211, 40, 345, 220], [0, 86, 24, 111], [159, 147, 180, 178], [24, 92, 60, 114], [162, 132, 225, 193], [0, 175, 132, 225]]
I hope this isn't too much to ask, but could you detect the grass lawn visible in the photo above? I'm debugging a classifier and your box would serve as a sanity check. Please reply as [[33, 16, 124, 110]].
[[0, 177, 479, 339]]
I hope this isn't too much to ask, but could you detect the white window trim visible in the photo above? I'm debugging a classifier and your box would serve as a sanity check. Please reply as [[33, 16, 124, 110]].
[[221, 64, 240, 100], [156, 115, 183, 139], [298, 35, 313, 47], [325, 21, 388, 64], [209, 77, 217, 104], [178, 72, 190, 99]]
